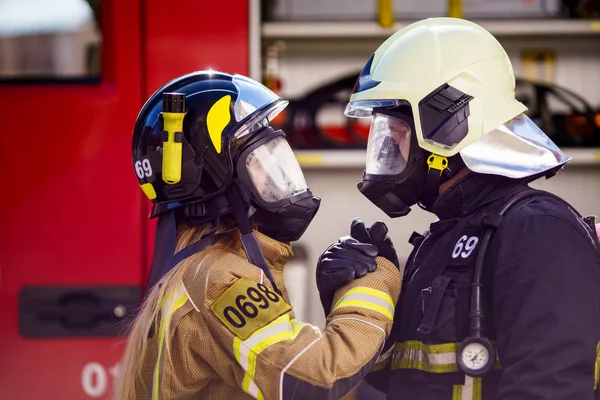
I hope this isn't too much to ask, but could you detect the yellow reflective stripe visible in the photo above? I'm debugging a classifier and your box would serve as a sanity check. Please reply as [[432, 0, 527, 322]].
[[333, 299, 393, 319], [473, 377, 482, 400], [152, 287, 189, 400], [453, 376, 482, 400], [233, 337, 243, 365], [392, 341, 460, 373], [395, 358, 458, 373], [234, 338, 260, 398], [335, 287, 395, 310], [453, 383, 462, 399], [233, 314, 309, 399], [332, 287, 394, 320], [595, 340, 600, 390], [391, 341, 487, 398], [399, 340, 458, 354], [391, 341, 500, 374]]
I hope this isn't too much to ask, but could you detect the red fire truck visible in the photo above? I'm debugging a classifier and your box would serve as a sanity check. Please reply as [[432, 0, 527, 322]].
[[0, 1, 252, 398]]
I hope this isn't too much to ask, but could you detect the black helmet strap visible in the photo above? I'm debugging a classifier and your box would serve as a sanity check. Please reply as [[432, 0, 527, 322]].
[[146, 211, 177, 291], [146, 185, 280, 295], [146, 212, 231, 292], [225, 183, 282, 295]]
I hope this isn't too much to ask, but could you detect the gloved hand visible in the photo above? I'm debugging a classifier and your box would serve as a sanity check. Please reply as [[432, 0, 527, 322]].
[[350, 217, 400, 269], [316, 236, 378, 315]]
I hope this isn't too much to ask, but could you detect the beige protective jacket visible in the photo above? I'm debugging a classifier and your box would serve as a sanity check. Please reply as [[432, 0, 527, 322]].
[[137, 231, 401, 399]]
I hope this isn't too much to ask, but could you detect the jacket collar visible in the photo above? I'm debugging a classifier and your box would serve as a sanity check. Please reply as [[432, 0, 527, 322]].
[[432, 172, 528, 220]]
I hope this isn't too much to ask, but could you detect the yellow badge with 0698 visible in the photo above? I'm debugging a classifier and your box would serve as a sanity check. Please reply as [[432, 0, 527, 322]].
[[211, 278, 292, 340]]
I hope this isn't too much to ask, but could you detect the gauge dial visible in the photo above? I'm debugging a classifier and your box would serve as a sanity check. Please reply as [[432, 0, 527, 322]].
[[460, 342, 490, 370]]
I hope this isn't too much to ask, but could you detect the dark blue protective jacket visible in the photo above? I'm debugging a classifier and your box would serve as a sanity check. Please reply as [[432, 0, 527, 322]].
[[367, 172, 600, 399]]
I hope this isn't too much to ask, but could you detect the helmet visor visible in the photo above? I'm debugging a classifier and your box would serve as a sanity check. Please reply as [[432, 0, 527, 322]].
[[232, 74, 288, 140], [246, 136, 308, 202], [233, 74, 283, 121], [345, 99, 404, 118], [366, 113, 412, 175]]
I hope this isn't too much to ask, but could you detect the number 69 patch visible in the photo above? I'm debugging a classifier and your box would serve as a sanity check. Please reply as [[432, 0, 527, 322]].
[[447, 227, 481, 267], [210, 278, 292, 340]]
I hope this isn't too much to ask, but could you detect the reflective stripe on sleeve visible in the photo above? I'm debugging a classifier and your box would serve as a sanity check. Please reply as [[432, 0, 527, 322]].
[[332, 287, 394, 320], [233, 313, 310, 399]]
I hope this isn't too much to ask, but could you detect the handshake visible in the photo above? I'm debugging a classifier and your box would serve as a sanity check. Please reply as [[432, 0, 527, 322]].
[[316, 217, 401, 314]]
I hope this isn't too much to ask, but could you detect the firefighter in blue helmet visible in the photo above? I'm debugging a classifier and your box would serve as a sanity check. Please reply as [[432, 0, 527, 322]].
[[316, 18, 600, 399], [117, 71, 401, 399]]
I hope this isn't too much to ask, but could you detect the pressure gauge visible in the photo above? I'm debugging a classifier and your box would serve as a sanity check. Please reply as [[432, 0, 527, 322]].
[[456, 337, 496, 377]]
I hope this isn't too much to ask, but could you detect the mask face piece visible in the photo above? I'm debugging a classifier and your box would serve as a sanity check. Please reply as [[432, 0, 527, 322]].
[[235, 127, 320, 242], [245, 136, 309, 202], [366, 113, 412, 175], [251, 192, 321, 242], [358, 109, 428, 218]]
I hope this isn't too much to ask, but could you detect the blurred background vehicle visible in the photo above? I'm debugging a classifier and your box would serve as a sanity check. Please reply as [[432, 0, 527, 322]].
[[0, 1, 598, 399]]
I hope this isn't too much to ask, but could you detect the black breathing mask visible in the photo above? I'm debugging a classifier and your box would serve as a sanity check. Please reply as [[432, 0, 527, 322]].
[[357, 107, 463, 217], [234, 126, 321, 242]]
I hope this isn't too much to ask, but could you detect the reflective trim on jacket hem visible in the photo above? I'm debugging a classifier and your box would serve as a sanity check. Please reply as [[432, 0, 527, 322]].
[[391, 341, 501, 373]]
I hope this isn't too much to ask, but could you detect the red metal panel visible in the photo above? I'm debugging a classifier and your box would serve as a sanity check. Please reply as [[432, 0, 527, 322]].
[[0, 1, 250, 398], [144, 0, 250, 97], [0, 1, 143, 399]]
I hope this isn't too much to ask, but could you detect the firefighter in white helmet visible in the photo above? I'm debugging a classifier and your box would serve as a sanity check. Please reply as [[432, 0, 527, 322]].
[[318, 18, 600, 399]]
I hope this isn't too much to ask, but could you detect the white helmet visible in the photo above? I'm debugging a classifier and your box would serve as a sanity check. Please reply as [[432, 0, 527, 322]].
[[346, 18, 568, 217]]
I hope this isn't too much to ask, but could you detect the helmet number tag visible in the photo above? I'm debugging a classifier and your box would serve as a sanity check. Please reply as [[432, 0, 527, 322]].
[[135, 159, 153, 179], [452, 235, 479, 259]]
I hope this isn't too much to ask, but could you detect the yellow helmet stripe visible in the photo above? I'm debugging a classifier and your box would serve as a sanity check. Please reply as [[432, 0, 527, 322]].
[[207, 95, 232, 153]]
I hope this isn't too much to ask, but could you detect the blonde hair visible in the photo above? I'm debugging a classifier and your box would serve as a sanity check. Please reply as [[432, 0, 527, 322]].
[[114, 218, 237, 400]]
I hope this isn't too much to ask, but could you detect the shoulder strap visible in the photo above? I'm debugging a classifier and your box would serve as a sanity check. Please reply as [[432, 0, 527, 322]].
[[474, 188, 591, 339], [482, 188, 581, 231]]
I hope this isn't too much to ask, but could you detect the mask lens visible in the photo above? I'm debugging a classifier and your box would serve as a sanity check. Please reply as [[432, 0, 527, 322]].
[[246, 136, 308, 202], [366, 113, 412, 175]]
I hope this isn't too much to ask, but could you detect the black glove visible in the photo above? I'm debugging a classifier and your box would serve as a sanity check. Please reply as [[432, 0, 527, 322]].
[[317, 236, 378, 315], [350, 217, 400, 269]]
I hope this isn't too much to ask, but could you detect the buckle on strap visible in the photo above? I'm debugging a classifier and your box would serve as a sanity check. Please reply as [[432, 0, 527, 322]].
[[427, 154, 449, 175]]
